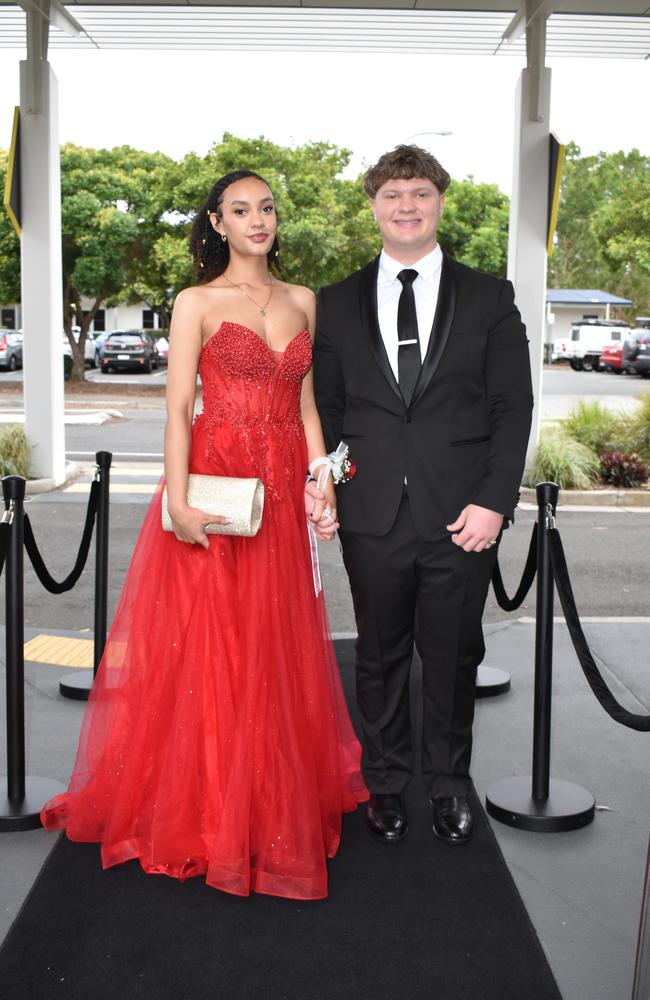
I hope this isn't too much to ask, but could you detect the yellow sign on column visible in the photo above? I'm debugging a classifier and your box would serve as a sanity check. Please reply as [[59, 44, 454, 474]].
[[3, 107, 21, 238]]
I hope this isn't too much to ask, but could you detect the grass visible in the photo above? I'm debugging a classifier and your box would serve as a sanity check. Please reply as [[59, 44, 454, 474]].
[[625, 393, 650, 461], [526, 427, 601, 490], [0, 424, 31, 478], [562, 399, 627, 455], [527, 394, 650, 490]]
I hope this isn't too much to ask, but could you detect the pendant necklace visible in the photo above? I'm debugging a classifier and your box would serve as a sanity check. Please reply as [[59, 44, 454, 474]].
[[223, 275, 273, 317]]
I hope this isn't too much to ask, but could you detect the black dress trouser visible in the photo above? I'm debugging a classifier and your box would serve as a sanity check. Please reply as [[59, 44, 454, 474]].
[[339, 493, 499, 799]]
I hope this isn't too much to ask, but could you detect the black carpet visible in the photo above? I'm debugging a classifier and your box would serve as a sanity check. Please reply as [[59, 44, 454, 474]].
[[0, 640, 562, 1000]]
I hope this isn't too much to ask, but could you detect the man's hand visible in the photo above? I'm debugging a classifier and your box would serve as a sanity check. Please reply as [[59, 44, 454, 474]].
[[304, 479, 340, 541], [446, 504, 504, 553]]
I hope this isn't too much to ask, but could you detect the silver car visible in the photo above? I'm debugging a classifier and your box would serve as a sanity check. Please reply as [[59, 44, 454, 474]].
[[62, 328, 97, 368], [0, 330, 23, 371]]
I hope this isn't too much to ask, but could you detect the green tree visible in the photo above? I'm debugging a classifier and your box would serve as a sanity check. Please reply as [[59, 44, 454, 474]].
[[437, 178, 509, 276], [1, 134, 515, 375], [0, 150, 21, 305], [549, 143, 650, 319], [596, 169, 650, 278], [60, 144, 176, 379], [168, 133, 380, 291]]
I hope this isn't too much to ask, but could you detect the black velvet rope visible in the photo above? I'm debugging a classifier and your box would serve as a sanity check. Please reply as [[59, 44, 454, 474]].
[[0, 520, 11, 579], [548, 527, 650, 733], [491, 524, 538, 612], [23, 479, 99, 594]]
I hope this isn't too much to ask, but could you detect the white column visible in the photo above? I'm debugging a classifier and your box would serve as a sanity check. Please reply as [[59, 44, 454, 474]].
[[19, 59, 66, 484], [507, 66, 552, 466]]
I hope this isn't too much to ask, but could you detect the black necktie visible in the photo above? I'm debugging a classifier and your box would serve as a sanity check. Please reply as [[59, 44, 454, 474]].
[[397, 268, 421, 406]]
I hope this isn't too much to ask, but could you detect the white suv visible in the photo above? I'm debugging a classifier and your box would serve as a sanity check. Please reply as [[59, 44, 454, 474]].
[[566, 320, 631, 371]]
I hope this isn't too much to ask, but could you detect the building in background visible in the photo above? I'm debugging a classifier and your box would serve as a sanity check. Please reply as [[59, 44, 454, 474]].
[[0, 300, 161, 333], [545, 289, 633, 361]]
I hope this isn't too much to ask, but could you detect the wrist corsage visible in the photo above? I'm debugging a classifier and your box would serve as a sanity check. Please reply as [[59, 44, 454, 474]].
[[328, 441, 357, 485], [307, 442, 357, 489]]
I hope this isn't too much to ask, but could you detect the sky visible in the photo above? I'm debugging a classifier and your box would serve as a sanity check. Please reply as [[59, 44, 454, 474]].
[[0, 47, 648, 195]]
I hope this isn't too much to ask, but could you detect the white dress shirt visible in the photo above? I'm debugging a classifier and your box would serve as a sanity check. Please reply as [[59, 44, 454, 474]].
[[376, 244, 443, 381]]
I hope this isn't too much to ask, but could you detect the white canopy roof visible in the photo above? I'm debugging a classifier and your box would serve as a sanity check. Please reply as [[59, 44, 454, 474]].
[[1, 1, 648, 57]]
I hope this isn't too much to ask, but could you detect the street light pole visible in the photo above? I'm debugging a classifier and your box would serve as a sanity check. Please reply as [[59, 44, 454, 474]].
[[405, 130, 453, 143]]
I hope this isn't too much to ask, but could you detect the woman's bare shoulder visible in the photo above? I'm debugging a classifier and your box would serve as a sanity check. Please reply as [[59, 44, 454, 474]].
[[174, 283, 227, 306], [281, 281, 316, 309]]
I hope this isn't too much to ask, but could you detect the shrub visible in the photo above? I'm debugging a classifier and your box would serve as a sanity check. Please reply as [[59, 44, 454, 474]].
[[563, 399, 627, 455], [526, 427, 600, 490], [625, 393, 650, 461], [0, 424, 31, 478], [600, 451, 649, 489]]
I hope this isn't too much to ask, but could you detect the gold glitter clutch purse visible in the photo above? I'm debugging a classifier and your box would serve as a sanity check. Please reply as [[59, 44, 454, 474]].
[[161, 475, 265, 537]]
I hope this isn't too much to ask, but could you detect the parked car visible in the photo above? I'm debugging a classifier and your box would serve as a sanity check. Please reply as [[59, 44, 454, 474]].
[[565, 320, 631, 372], [622, 329, 650, 379], [101, 330, 159, 373], [154, 337, 169, 365], [0, 330, 23, 371], [599, 342, 626, 374], [62, 328, 97, 368], [92, 331, 111, 366]]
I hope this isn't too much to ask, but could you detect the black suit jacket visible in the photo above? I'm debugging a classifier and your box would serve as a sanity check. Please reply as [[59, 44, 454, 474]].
[[314, 253, 534, 539]]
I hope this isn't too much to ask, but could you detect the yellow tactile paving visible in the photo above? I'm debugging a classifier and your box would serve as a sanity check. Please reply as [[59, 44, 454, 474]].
[[24, 634, 94, 668]]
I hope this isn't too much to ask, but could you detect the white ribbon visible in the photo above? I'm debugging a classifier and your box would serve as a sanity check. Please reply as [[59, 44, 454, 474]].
[[307, 460, 333, 596], [307, 442, 351, 595], [328, 441, 349, 483]]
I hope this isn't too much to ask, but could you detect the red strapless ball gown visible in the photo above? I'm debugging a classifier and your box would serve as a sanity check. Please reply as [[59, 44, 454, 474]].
[[41, 322, 367, 900]]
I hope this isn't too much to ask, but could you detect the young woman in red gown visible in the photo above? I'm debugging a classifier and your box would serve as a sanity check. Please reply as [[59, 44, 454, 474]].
[[41, 170, 367, 900]]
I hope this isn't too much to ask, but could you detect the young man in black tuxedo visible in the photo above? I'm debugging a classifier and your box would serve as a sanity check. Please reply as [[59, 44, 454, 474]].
[[313, 145, 533, 845]]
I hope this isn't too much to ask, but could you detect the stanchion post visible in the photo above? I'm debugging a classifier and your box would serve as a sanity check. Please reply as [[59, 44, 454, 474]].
[[93, 450, 111, 674], [532, 482, 558, 801], [4, 476, 25, 803], [632, 835, 650, 1000], [1, 476, 66, 830], [485, 481, 595, 833], [59, 450, 112, 701]]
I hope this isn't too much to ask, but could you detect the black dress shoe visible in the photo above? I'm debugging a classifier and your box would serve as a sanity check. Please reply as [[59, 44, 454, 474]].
[[365, 793, 408, 843], [431, 796, 475, 845]]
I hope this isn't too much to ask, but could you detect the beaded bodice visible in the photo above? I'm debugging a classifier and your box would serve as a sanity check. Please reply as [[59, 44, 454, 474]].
[[199, 320, 311, 421], [193, 321, 312, 499]]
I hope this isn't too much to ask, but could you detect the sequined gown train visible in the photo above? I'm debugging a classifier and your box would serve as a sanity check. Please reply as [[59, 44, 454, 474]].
[[41, 321, 367, 900]]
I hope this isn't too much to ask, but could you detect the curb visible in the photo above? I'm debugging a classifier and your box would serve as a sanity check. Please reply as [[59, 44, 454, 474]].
[[520, 485, 650, 508], [26, 460, 81, 496]]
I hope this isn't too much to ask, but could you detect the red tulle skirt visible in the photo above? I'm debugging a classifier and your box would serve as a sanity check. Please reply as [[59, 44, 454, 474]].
[[41, 463, 367, 900]]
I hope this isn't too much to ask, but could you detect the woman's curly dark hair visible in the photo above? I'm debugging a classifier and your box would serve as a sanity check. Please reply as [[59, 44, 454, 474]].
[[188, 169, 280, 284]]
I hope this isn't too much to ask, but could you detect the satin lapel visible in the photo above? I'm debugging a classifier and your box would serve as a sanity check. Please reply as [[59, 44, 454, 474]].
[[359, 257, 402, 402], [410, 254, 457, 408]]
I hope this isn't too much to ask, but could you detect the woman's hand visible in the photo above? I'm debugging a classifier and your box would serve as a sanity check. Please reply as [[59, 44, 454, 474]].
[[304, 479, 339, 541], [169, 505, 233, 549]]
